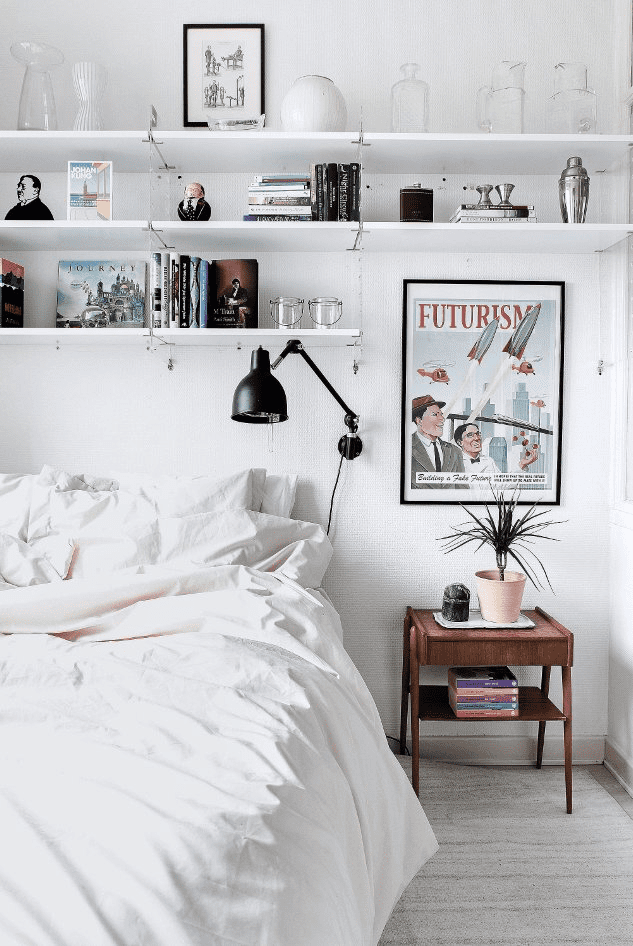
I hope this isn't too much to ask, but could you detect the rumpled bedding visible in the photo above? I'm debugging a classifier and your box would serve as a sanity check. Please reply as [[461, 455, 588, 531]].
[[0, 466, 438, 946]]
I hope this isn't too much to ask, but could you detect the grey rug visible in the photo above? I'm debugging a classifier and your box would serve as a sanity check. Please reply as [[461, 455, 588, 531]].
[[379, 759, 633, 946]]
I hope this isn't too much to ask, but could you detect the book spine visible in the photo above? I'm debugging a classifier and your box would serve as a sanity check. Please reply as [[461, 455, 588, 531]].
[[243, 204, 315, 216], [247, 193, 312, 205], [189, 256, 201, 328], [452, 216, 537, 223], [326, 162, 339, 221], [169, 252, 180, 328], [243, 214, 312, 221], [199, 259, 209, 328], [311, 163, 326, 220], [450, 688, 519, 700], [150, 251, 162, 329], [179, 255, 190, 328], [0, 258, 25, 328], [349, 162, 360, 221], [337, 164, 350, 221], [449, 693, 519, 717], [161, 252, 170, 328]]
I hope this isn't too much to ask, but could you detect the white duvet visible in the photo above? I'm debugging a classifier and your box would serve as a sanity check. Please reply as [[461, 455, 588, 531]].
[[0, 491, 437, 946]]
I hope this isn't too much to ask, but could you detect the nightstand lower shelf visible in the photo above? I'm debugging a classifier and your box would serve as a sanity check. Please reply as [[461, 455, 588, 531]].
[[419, 684, 565, 721]]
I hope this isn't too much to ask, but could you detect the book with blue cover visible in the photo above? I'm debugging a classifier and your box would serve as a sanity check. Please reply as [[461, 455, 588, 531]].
[[56, 260, 146, 328]]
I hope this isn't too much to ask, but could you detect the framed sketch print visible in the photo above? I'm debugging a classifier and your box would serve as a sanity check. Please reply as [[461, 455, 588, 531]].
[[401, 279, 565, 505], [183, 24, 265, 127]]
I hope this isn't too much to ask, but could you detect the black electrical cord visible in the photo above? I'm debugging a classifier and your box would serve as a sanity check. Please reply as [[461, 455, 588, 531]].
[[326, 451, 345, 536]]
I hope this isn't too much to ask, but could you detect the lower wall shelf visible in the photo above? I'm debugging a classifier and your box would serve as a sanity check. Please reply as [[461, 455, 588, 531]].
[[0, 328, 361, 347]]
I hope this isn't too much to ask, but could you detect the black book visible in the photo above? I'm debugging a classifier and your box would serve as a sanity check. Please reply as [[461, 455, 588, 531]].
[[179, 255, 190, 327], [349, 162, 361, 222], [326, 162, 339, 221], [337, 164, 350, 221]]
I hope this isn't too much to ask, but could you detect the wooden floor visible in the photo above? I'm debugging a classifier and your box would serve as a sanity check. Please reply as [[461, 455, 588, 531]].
[[379, 760, 633, 946]]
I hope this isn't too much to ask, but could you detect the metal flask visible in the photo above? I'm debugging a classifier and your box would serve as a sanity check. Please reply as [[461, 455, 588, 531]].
[[558, 156, 589, 223]]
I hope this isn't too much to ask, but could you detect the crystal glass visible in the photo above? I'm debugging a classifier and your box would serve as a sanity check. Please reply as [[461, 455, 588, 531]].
[[308, 297, 342, 329], [11, 41, 64, 131], [270, 297, 303, 328], [477, 61, 526, 134], [391, 63, 429, 133], [547, 62, 596, 134]]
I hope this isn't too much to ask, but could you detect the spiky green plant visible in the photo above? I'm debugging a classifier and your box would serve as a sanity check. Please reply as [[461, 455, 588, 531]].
[[438, 484, 564, 590]]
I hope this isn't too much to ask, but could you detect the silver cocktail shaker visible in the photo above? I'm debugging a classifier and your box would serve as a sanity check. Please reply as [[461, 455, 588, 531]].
[[559, 156, 589, 222]]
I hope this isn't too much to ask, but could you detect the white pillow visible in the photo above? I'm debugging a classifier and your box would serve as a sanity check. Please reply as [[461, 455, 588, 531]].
[[258, 473, 299, 517], [156, 508, 332, 587], [0, 473, 37, 540]]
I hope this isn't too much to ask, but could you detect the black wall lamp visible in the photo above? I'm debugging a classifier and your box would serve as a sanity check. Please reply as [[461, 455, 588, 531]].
[[231, 339, 363, 460]]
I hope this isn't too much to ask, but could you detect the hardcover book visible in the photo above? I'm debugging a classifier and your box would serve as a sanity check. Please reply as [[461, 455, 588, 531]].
[[208, 259, 258, 328], [67, 161, 113, 221], [448, 667, 518, 688], [0, 258, 24, 327], [56, 260, 146, 328]]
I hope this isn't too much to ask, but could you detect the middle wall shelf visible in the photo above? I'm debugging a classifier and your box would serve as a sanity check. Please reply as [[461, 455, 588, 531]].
[[1, 220, 629, 254]]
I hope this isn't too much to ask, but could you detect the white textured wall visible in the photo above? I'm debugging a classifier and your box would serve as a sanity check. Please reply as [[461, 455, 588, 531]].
[[0, 0, 624, 758]]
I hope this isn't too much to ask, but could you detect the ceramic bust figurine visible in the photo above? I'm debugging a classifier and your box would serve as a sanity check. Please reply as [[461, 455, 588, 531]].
[[177, 181, 211, 221], [5, 174, 54, 220]]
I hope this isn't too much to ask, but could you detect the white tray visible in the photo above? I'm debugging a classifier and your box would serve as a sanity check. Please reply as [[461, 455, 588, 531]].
[[433, 610, 536, 629]]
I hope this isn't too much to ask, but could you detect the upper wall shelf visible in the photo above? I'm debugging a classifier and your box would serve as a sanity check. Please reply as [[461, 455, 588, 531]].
[[0, 328, 361, 348], [1, 130, 631, 175]]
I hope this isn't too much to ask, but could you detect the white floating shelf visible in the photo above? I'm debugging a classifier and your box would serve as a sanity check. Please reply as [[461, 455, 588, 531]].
[[0, 328, 361, 347], [0, 219, 627, 254], [0, 130, 630, 176]]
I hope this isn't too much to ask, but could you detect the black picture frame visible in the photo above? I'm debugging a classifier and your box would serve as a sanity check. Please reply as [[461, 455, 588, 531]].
[[183, 24, 265, 128], [401, 279, 565, 505]]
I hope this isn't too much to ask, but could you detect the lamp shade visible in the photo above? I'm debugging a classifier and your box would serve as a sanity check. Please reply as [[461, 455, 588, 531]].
[[231, 346, 289, 423]]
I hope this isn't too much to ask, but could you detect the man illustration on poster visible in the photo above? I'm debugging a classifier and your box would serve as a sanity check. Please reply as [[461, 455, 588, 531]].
[[411, 395, 466, 489]]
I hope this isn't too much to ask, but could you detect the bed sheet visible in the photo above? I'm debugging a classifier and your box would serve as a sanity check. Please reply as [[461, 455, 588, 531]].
[[0, 562, 437, 946]]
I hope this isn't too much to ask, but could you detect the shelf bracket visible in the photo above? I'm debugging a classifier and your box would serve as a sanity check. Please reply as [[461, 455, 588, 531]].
[[142, 126, 176, 171], [144, 222, 175, 250]]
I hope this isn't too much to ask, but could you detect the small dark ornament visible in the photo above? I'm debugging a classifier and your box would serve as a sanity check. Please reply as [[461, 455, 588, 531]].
[[5, 174, 54, 220], [177, 181, 211, 221], [442, 583, 470, 622]]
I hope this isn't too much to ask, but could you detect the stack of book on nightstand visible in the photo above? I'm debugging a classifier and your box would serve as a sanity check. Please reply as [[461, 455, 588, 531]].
[[244, 173, 312, 221], [448, 666, 519, 718], [449, 203, 537, 223]]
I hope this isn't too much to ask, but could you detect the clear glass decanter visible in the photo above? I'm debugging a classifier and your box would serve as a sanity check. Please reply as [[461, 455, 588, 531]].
[[391, 63, 429, 133]]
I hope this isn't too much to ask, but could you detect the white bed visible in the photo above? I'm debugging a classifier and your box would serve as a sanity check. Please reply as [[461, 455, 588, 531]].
[[0, 466, 437, 946]]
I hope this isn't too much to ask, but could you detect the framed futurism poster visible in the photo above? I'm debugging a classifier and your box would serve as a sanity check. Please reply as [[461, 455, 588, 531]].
[[183, 24, 265, 127], [401, 279, 565, 505]]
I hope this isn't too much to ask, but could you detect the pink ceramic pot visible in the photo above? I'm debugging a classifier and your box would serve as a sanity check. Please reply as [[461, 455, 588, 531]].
[[475, 569, 526, 624]]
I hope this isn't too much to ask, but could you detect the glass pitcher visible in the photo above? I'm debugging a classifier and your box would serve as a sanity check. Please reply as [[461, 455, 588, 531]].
[[477, 61, 526, 134], [547, 62, 596, 134]]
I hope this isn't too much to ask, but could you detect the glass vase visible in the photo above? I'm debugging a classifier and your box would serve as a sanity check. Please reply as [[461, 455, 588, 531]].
[[11, 41, 64, 131], [391, 63, 429, 133]]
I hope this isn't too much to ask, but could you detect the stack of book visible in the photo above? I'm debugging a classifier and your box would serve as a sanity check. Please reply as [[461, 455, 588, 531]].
[[448, 666, 519, 718], [244, 173, 312, 222], [310, 162, 360, 221], [449, 203, 537, 224], [150, 253, 258, 329]]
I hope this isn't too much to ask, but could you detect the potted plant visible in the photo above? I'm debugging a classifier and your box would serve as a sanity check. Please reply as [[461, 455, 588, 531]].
[[438, 484, 564, 623]]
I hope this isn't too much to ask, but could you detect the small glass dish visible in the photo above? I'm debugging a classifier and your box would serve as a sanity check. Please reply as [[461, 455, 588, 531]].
[[207, 114, 265, 132]]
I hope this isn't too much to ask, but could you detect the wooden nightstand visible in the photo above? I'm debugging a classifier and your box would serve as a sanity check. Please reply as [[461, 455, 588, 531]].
[[400, 606, 574, 812]]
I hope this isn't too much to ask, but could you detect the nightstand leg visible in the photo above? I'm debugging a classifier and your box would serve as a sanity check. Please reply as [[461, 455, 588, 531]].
[[562, 665, 573, 813], [400, 613, 411, 754], [410, 637, 420, 798], [536, 665, 551, 768]]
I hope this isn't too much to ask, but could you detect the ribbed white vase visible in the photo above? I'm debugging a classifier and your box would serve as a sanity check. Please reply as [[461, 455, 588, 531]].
[[280, 75, 347, 131], [72, 61, 107, 131]]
